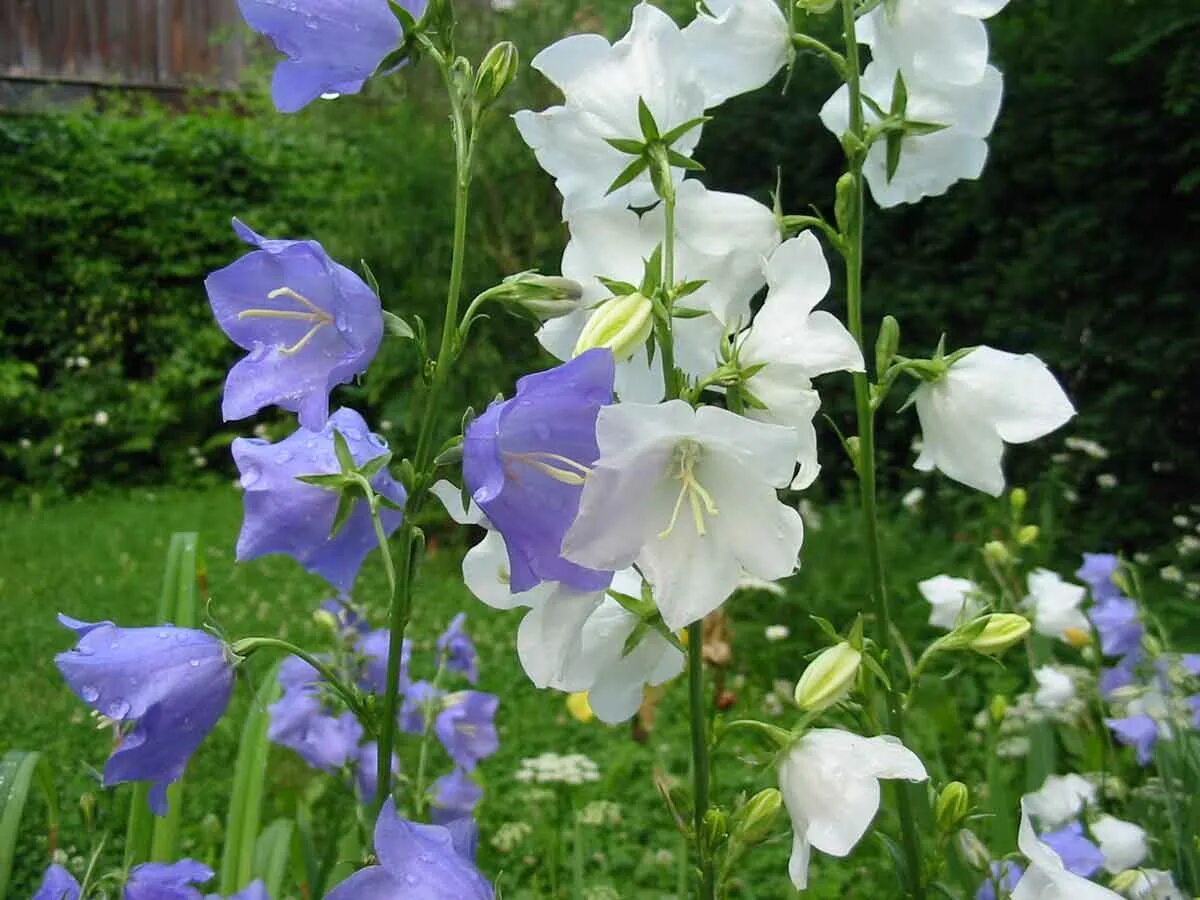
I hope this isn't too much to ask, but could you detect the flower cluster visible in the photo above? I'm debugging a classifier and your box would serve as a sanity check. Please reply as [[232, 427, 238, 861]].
[[514, 752, 601, 786]]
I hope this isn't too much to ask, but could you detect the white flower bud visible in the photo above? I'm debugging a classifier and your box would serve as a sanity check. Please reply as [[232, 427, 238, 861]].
[[574, 293, 654, 361], [793, 642, 861, 711]]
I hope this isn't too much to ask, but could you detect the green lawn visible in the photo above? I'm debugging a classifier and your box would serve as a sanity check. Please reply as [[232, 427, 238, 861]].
[[1, 483, 1030, 898]]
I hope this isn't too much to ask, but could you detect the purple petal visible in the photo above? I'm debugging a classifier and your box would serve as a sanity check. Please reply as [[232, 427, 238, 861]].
[[1088, 594, 1143, 657], [325, 866, 401, 900], [1106, 714, 1159, 765], [1076, 552, 1121, 600], [430, 768, 483, 826], [433, 692, 499, 771], [125, 860, 214, 900], [436, 613, 479, 685], [372, 799, 493, 898], [1040, 821, 1104, 877], [33, 865, 81, 900]]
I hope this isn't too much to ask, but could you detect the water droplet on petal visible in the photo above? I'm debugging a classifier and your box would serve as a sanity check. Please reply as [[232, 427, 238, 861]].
[[81, 685, 100, 702], [334, 310, 349, 331], [189, 659, 201, 668], [404, 874, 419, 885], [304, 15, 319, 28], [320, 91, 341, 101], [275, 449, 293, 464], [109, 641, 120, 650], [368, 433, 387, 449], [108, 699, 131, 718], [157, 630, 169, 639], [240, 467, 261, 489], [248, 342, 269, 362], [533, 422, 551, 440]]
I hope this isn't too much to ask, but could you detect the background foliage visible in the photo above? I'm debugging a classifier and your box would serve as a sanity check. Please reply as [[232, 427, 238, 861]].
[[1, 0, 1197, 550]]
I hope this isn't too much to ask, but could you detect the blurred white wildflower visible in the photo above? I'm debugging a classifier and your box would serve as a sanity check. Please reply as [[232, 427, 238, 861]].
[[53, 443, 64, 458], [93, 410, 109, 426], [798, 499, 823, 531], [765, 625, 790, 642], [1176, 535, 1199, 555], [901, 487, 925, 510], [1172, 515, 1190, 528], [1160, 566, 1183, 583], [1065, 436, 1109, 460], [578, 800, 622, 826], [1097, 473, 1118, 489], [583, 887, 620, 900], [516, 752, 600, 785], [490, 821, 532, 853], [19, 437, 31, 449]]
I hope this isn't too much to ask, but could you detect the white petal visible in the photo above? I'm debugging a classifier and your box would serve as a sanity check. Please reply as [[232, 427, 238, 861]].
[[1015, 800, 1123, 899], [512, 106, 630, 218], [918, 574, 981, 630], [594, 399, 696, 462], [914, 379, 1007, 496], [695, 405, 800, 487], [951, 0, 1009, 19], [743, 382, 822, 490], [530, 33, 612, 90], [672, 313, 725, 381], [681, 0, 790, 106], [430, 479, 484, 526], [561, 205, 647, 302], [639, 513, 742, 630], [762, 232, 832, 322], [788, 830, 812, 890], [948, 346, 1075, 444], [704, 456, 803, 582], [537, 307, 589, 362], [1091, 815, 1148, 874], [462, 530, 543, 610], [614, 345, 666, 403], [517, 587, 604, 689]]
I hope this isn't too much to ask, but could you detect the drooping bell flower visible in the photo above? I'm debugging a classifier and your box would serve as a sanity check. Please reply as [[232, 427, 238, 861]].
[[33, 865, 80, 900], [326, 799, 493, 900], [562, 400, 804, 630], [1012, 800, 1122, 899], [400, 681, 444, 735], [918, 574, 983, 630], [1076, 553, 1123, 602], [437, 613, 479, 684], [233, 407, 405, 592], [1022, 569, 1089, 643], [357, 627, 411, 695], [434, 691, 500, 771], [463, 349, 614, 594], [856, 0, 1008, 87], [681, 0, 790, 106], [206, 219, 383, 430], [1105, 714, 1158, 765], [124, 859, 214, 900], [1039, 821, 1105, 878], [1089, 594, 1143, 658], [776, 729, 928, 890], [1023, 774, 1096, 831], [55, 616, 234, 815], [237, 0, 418, 113], [431, 768, 484, 826]]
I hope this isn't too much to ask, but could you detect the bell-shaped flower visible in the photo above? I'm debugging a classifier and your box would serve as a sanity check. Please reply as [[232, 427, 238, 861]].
[[1013, 800, 1122, 899], [55, 616, 234, 815], [907, 346, 1075, 496], [562, 400, 804, 630], [1117, 869, 1184, 899], [777, 729, 928, 889], [539, 180, 780, 402], [736, 233, 864, 488], [1023, 569, 1089, 643], [1089, 594, 1143, 658], [233, 408, 406, 592], [206, 219, 383, 430], [1023, 774, 1096, 830], [217, 882, 269, 900], [1091, 815, 1148, 874], [918, 574, 982, 630], [33, 865, 80, 900], [857, 0, 1008, 87], [327, 799, 493, 900], [400, 680, 444, 735], [821, 62, 1003, 208], [1105, 714, 1158, 765], [437, 613, 479, 684], [431, 768, 484, 825], [1033, 666, 1076, 711], [513, 4, 708, 214], [1039, 821, 1105, 878], [125, 860, 214, 900], [463, 350, 614, 593], [237, 0, 412, 113], [681, 0, 791, 106], [1077, 553, 1123, 602], [435, 691, 500, 771]]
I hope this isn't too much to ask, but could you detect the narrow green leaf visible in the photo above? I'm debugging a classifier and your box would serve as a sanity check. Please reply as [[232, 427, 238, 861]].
[[0, 751, 58, 898], [382, 310, 414, 340], [219, 661, 284, 893], [604, 157, 650, 196], [902, 119, 949, 137], [603, 137, 646, 155], [360, 259, 382, 299], [253, 819, 295, 898], [636, 96, 660, 141], [671, 306, 709, 320], [151, 534, 200, 861]]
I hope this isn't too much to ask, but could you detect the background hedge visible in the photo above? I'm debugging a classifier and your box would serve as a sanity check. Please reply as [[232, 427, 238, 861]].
[[1, 0, 1197, 548]]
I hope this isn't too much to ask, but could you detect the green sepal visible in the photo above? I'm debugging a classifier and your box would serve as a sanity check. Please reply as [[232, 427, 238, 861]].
[[361, 259, 382, 298], [861, 651, 892, 691], [604, 137, 646, 155], [890, 69, 908, 119], [329, 491, 358, 538], [671, 306, 709, 320], [607, 588, 654, 618], [383, 310, 415, 340], [597, 276, 639, 296], [434, 437, 464, 467], [358, 451, 393, 480], [332, 429, 355, 472], [641, 245, 664, 296], [659, 115, 711, 146], [886, 131, 903, 182], [295, 473, 352, 490], [666, 149, 704, 171], [637, 96, 660, 141], [605, 156, 650, 196], [903, 119, 949, 137], [674, 278, 707, 299], [809, 614, 842, 644]]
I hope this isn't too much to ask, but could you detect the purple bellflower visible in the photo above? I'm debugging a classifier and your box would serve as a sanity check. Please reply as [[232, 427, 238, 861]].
[[1183, 654, 1200, 677], [206, 219, 383, 430], [437, 613, 479, 684], [1040, 821, 1105, 877], [431, 768, 483, 826], [237, 0, 418, 114], [211, 883, 269, 900], [1077, 553, 1122, 601], [358, 628, 411, 695], [55, 616, 234, 815], [400, 680, 444, 735], [354, 740, 400, 805], [974, 861, 1022, 900], [434, 691, 499, 771], [125, 860, 214, 900], [233, 407, 405, 592], [326, 799, 493, 900], [463, 349, 615, 593], [1106, 714, 1159, 765], [1089, 594, 1143, 658], [1100, 651, 1141, 699], [33, 865, 80, 900]]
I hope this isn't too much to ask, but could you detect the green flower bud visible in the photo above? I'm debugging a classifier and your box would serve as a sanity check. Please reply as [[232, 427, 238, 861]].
[[968, 614, 1030, 656], [989, 694, 1008, 723], [875, 315, 900, 375], [794, 642, 861, 711], [202, 812, 223, 843], [935, 781, 970, 832], [1009, 487, 1027, 515], [1016, 525, 1039, 546], [474, 41, 519, 108], [574, 293, 654, 361], [982, 540, 1012, 565], [834, 172, 857, 231], [702, 807, 728, 852], [494, 272, 583, 321], [729, 788, 783, 845]]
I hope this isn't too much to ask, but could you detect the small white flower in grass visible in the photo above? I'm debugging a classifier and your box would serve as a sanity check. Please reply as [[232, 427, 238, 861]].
[[1033, 665, 1076, 711], [53, 443, 64, 458], [1090, 815, 1147, 875], [1065, 436, 1109, 460], [1023, 569, 1090, 644], [513, 4, 707, 215], [1023, 774, 1096, 830], [1160, 565, 1182, 583], [1013, 799, 1122, 899], [901, 487, 925, 510], [821, 62, 1004, 208], [765, 625, 790, 642], [539, 180, 779, 402], [93, 410, 109, 426], [1097, 473, 1119, 489], [857, 0, 1009, 87], [918, 574, 981, 630], [908, 346, 1075, 495], [680, 0, 791, 106], [1172, 514, 1190, 528], [777, 729, 928, 890], [736, 232, 864, 489], [562, 401, 804, 630]]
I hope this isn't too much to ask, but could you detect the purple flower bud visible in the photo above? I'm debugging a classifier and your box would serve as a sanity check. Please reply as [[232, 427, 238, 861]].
[[233, 408, 405, 592], [463, 349, 615, 593], [320, 595, 369, 634], [54, 616, 234, 815], [431, 768, 483, 826], [1039, 821, 1105, 877], [437, 613, 479, 684], [326, 799, 493, 900], [125, 860, 214, 900], [435, 691, 499, 771], [236, 0, 417, 113], [33, 865, 80, 900], [1106, 714, 1159, 765], [206, 219, 383, 430]]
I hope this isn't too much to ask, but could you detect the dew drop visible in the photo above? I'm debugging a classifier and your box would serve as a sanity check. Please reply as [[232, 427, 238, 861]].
[[304, 15, 319, 28], [368, 433, 387, 449], [533, 422, 551, 440], [81, 685, 100, 702], [240, 467, 261, 489], [320, 91, 342, 101], [108, 699, 131, 718], [189, 659, 201, 668], [275, 449, 293, 464], [248, 342, 270, 362], [417, 852, 434, 864], [109, 641, 120, 650], [334, 310, 349, 330], [157, 630, 169, 639], [404, 874, 419, 886]]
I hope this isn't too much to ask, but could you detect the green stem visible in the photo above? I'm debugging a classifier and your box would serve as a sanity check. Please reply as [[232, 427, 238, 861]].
[[571, 794, 585, 900], [837, 1, 926, 895], [374, 522, 411, 813], [411, 655, 448, 819], [658, 191, 679, 400], [687, 622, 715, 900], [231, 636, 366, 726]]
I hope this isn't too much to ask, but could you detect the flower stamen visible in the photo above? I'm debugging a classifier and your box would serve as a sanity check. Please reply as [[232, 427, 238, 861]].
[[237, 286, 335, 354], [659, 440, 718, 539], [504, 451, 592, 486]]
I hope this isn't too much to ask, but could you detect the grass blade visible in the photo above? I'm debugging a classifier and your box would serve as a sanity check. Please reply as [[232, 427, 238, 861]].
[[252, 818, 294, 898], [1, 750, 59, 898]]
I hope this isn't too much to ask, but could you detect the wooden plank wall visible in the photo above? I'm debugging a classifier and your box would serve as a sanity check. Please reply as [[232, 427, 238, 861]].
[[0, 0, 245, 89]]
